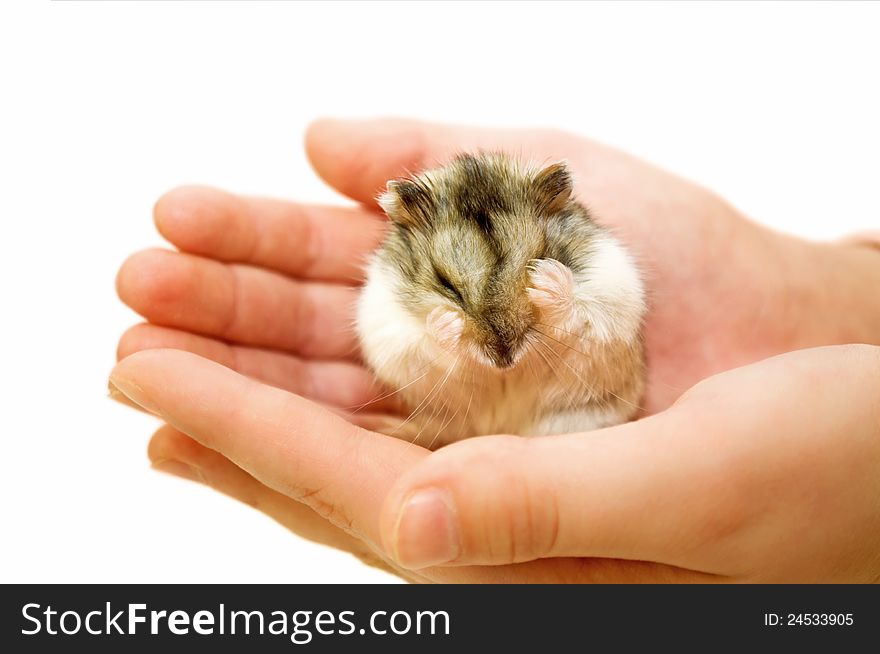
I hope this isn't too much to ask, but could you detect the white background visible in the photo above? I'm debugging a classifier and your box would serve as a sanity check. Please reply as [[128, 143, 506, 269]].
[[1, 1, 877, 583]]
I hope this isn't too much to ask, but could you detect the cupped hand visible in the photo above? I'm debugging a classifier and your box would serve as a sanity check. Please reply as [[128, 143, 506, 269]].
[[113, 118, 880, 581], [111, 344, 880, 582]]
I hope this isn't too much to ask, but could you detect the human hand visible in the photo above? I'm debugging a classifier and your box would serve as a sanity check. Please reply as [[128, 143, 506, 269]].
[[110, 344, 880, 582], [113, 118, 880, 580], [116, 118, 880, 418]]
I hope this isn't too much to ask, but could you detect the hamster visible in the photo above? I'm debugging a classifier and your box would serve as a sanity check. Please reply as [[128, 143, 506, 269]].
[[356, 153, 645, 449]]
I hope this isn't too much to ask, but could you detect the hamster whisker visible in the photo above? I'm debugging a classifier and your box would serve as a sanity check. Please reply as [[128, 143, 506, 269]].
[[461, 364, 476, 432], [536, 322, 685, 397], [345, 352, 444, 415], [530, 336, 586, 411], [532, 326, 591, 358], [416, 356, 464, 447], [533, 329, 647, 414], [415, 364, 456, 447], [412, 395, 445, 447], [426, 393, 463, 451], [530, 336, 576, 405], [535, 334, 643, 418], [533, 322, 591, 341], [533, 334, 600, 401], [395, 355, 460, 446], [523, 353, 542, 395]]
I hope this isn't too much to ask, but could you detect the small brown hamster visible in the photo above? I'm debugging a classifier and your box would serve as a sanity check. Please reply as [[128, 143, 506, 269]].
[[356, 153, 645, 449]]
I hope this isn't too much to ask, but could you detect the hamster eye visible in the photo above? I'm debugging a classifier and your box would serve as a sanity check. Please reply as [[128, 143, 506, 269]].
[[433, 267, 464, 304]]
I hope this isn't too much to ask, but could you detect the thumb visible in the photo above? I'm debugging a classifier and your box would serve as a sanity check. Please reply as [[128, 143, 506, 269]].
[[303, 117, 567, 207], [377, 412, 708, 570], [378, 345, 880, 572]]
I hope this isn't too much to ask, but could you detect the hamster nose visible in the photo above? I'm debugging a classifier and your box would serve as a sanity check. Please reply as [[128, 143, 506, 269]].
[[486, 332, 522, 368], [489, 345, 515, 369], [480, 312, 526, 369]]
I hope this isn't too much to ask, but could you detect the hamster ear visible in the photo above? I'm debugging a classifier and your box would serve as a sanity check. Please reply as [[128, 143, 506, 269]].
[[377, 181, 402, 219], [532, 162, 573, 214], [378, 179, 434, 227]]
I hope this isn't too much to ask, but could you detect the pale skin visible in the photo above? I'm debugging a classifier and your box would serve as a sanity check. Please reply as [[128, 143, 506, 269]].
[[111, 118, 880, 582]]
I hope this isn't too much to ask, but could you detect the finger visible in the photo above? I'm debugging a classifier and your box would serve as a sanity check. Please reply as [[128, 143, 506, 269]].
[[116, 249, 358, 359], [153, 186, 387, 284], [117, 323, 399, 412], [305, 117, 570, 206], [110, 349, 429, 548]]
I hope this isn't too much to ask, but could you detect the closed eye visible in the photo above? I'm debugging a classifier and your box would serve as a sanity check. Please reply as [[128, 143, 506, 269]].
[[434, 267, 464, 304]]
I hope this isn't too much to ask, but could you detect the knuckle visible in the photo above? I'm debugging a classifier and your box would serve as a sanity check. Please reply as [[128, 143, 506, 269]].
[[288, 422, 366, 535], [432, 436, 558, 562], [296, 485, 356, 534], [501, 465, 557, 562]]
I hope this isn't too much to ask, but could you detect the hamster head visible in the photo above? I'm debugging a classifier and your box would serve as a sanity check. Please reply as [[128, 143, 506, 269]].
[[374, 153, 597, 370]]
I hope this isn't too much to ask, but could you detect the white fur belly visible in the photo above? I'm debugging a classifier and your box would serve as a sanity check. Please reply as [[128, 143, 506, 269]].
[[379, 359, 538, 447], [375, 342, 623, 447]]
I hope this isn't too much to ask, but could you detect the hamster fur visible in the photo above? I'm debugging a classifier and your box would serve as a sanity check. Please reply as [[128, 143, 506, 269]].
[[356, 153, 645, 449]]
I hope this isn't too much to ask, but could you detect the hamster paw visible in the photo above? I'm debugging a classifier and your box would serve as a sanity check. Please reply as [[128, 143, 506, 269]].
[[527, 258, 574, 320], [427, 307, 464, 351]]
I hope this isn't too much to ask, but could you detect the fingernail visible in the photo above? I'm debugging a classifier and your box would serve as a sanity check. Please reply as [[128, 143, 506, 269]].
[[108, 374, 160, 415], [152, 459, 202, 483], [393, 488, 460, 569]]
